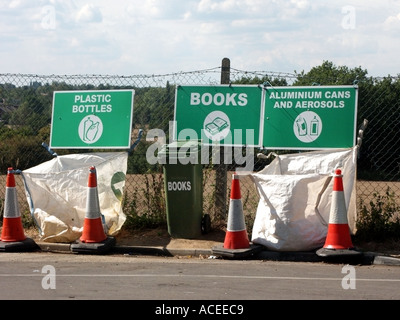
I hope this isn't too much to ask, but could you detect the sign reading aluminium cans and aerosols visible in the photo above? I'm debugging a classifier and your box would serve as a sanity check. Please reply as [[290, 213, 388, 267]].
[[50, 90, 135, 148], [174, 85, 263, 147], [262, 85, 358, 149]]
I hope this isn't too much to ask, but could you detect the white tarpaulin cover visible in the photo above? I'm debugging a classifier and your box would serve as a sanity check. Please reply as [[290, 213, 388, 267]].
[[22, 152, 128, 243], [250, 147, 357, 251]]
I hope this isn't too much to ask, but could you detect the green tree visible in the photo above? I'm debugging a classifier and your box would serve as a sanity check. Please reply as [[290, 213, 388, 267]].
[[293, 60, 369, 86], [233, 75, 288, 86]]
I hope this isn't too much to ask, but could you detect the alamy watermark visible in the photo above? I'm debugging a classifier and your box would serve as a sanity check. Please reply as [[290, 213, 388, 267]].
[[41, 265, 56, 290], [341, 5, 356, 30], [41, 5, 56, 30], [146, 122, 255, 173], [341, 264, 356, 289]]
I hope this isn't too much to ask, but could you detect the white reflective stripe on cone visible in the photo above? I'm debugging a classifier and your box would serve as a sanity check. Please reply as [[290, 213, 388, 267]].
[[4, 187, 20, 218], [85, 187, 101, 219], [226, 199, 246, 232]]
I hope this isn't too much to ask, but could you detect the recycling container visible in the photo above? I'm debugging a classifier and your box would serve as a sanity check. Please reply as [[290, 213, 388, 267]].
[[158, 140, 203, 239]]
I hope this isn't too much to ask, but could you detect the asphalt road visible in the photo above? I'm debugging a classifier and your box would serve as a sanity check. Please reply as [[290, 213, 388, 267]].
[[1, 251, 399, 303]]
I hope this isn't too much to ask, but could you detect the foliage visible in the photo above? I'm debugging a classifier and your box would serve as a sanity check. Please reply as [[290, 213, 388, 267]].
[[127, 141, 162, 174], [233, 75, 288, 86], [293, 60, 369, 86], [0, 126, 53, 173], [355, 188, 400, 242], [122, 173, 166, 230]]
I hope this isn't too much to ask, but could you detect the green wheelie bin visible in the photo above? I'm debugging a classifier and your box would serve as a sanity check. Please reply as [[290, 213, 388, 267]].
[[158, 140, 210, 239]]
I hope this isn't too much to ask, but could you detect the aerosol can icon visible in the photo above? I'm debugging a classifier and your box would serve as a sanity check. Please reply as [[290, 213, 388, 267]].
[[310, 116, 319, 135]]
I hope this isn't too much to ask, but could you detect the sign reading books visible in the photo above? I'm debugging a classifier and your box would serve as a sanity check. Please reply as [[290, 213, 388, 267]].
[[174, 85, 263, 147]]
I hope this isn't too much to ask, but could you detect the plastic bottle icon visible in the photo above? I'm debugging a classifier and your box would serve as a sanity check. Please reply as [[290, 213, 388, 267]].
[[79, 115, 103, 144], [310, 116, 319, 136], [86, 122, 99, 141], [83, 117, 93, 141], [296, 117, 307, 136], [83, 116, 100, 142]]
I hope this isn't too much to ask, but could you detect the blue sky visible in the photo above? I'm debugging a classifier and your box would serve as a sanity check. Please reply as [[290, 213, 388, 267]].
[[0, 0, 399, 77]]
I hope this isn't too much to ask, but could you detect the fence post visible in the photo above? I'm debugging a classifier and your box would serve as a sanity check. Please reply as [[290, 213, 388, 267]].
[[214, 57, 230, 220]]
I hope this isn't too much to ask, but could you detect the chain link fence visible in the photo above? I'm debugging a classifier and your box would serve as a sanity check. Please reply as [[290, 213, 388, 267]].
[[0, 64, 399, 234]]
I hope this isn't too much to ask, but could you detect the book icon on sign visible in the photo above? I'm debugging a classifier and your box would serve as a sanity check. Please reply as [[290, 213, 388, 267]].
[[205, 117, 229, 135]]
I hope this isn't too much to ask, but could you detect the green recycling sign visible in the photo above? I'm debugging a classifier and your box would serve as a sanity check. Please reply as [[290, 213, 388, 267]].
[[50, 90, 135, 149], [174, 85, 263, 146], [174, 84, 358, 150], [262, 85, 358, 149]]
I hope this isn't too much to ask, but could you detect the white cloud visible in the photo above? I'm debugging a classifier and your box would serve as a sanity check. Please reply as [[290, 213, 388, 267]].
[[383, 12, 400, 32], [8, 0, 23, 9], [76, 4, 102, 23], [197, 0, 238, 13], [0, 0, 399, 76]]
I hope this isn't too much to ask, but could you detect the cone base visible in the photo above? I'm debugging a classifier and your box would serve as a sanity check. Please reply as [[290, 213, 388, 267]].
[[223, 230, 250, 249], [316, 247, 363, 257], [323, 224, 354, 250], [212, 243, 263, 259], [71, 236, 115, 254], [80, 218, 107, 243], [0, 237, 39, 252], [1, 217, 26, 242]]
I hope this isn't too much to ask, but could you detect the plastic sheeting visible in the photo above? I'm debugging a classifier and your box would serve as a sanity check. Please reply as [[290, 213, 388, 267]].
[[250, 147, 357, 251], [22, 152, 128, 243]]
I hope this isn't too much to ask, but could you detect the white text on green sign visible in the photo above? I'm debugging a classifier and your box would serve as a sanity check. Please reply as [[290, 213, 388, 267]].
[[50, 90, 135, 149], [174, 85, 263, 147], [262, 86, 358, 149]]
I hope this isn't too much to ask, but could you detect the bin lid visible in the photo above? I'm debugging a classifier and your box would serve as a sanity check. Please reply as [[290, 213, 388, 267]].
[[158, 140, 202, 160]]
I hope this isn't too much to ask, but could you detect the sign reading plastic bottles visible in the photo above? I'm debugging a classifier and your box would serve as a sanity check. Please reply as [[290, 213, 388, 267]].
[[262, 86, 358, 149], [174, 85, 263, 147], [50, 90, 135, 148]]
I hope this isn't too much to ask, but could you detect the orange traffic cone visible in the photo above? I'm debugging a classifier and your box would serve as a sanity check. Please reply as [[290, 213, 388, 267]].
[[316, 169, 362, 260], [80, 166, 107, 243], [71, 166, 115, 254], [323, 169, 354, 250], [1, 167, 26, 242], [0, 167, 38, 252], [223, 173, 250, 249], [212, 173, 261, 259]]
